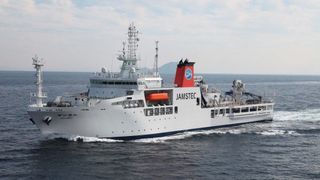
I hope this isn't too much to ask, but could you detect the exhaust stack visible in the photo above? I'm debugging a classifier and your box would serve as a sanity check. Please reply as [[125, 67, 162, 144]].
[[174, 59, 195, 87]]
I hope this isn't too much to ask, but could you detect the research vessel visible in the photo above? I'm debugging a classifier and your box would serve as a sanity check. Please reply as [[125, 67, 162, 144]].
[[28, 23, 274, 140]]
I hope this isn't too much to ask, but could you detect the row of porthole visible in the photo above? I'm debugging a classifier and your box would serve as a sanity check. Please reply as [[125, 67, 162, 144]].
[[148, 117, 177, 122], [111, 127, 167, 134], [124, 110, 144, 114]]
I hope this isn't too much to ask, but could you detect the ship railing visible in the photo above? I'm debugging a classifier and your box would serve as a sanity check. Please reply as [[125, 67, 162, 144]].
[[29, 92, 47, 105], [30, 92, 47, 98], [93, 72, 121, 78], [60, 93, 76, 98], [228, 110, 272, 119], [138, 73, 162, 78], [211, 103, 273, 118], [261, 99, 274, 103], [162, 83, 175, 88]]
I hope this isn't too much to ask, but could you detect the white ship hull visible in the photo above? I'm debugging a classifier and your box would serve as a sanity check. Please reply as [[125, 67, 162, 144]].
[[28, 87, 273, 140], [28, 106, 273, 140]]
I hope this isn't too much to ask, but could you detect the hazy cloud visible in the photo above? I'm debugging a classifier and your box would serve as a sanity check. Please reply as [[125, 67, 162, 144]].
[[0, 0, 319, 74]]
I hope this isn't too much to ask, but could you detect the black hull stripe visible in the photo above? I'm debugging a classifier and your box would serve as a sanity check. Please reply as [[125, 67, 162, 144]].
[[109, 119, 273, 141]]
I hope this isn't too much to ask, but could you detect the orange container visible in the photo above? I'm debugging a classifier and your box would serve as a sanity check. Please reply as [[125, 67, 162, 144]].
[[147, 93, 169, 101]]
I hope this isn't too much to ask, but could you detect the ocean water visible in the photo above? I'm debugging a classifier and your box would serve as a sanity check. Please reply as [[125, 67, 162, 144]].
[[0, 71, 320, 179]]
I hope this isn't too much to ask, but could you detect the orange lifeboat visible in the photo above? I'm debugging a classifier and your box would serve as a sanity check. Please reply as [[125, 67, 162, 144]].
[[147, 93, 169, 101]]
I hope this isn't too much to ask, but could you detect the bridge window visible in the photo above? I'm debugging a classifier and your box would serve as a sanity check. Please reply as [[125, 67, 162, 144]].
[[145, 109, 153, 116], [232, 108, 240, 113], [160, 107, 165, 115], [90, 80, 137, 85], [112, 100, 144, 108], [258, 106, 266, 111], [166, 107, 173, 114], [154, 108, 160, 116], [219, 109, 224, 116], [144, 107, 173, 116], [211, 110, 218, 118], [241, 107, 249, 113]]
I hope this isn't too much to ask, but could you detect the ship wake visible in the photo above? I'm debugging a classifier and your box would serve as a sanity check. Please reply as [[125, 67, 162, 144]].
[[274, 108, 320, 122]]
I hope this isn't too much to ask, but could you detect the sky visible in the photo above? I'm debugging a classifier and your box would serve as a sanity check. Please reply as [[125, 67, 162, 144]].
[[0, 0, 319, 74]]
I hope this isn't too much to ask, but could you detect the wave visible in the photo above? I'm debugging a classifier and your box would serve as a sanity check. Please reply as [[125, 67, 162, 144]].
[[274, 108, 320, 122], [255, 129, 299, 136], [295, 128, 320, 135]]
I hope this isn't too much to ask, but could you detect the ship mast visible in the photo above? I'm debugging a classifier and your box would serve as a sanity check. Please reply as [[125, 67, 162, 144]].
[[127, 22, 139, 60], [117, 23, 140, 78], [32, 55, 46, 107]]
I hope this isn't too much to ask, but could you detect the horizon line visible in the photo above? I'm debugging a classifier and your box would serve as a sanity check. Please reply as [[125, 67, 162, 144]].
[[1, 69, 320, 77]]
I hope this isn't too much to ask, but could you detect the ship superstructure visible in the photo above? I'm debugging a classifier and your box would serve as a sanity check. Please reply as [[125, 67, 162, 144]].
[[28, 24, 274, 140]]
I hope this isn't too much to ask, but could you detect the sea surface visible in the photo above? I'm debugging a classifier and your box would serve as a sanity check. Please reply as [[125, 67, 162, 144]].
[[0, 71, 320, 179]]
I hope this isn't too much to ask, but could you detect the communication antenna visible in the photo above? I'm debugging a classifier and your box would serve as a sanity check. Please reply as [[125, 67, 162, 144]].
[[122, 41, 126, 57], [154, 41, 159, 76]]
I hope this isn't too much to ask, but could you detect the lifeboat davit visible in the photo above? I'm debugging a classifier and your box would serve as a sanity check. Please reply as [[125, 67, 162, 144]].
[[147, 93, 169, 101]]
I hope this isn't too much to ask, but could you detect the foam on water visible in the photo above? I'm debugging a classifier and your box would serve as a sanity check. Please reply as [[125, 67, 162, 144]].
[[197, 127, 300, 136], [274, 108, 320, 122], [45, 134, 123, 143], [67, 135, 123, 143], [256, 129, 299, 136]]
